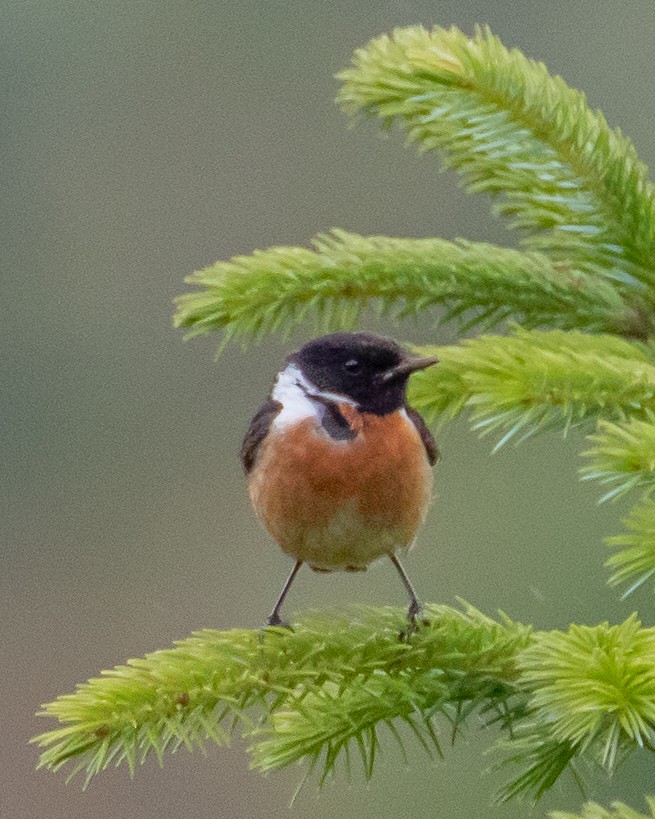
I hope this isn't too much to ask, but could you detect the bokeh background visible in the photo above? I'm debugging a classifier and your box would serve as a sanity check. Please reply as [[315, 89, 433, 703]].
[[4, 2, 655, 817]]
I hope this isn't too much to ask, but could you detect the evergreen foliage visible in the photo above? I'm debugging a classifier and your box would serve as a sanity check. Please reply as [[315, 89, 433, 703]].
[[37, 24, 655, 816], [551, 797, 655, 819], [31, 605, 655, 807], [408, 328, 655, 434], [175, 231, 630, 340], [337, 26, 655, 293], [582, 418, 655, 501], [34, 606, 531, 786]]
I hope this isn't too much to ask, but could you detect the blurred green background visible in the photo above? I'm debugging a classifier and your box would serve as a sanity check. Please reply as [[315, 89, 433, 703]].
[[3, 2, 655, 817]]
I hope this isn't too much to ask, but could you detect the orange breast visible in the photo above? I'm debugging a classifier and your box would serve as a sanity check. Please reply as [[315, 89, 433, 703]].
[[248, 409, 434, 570]]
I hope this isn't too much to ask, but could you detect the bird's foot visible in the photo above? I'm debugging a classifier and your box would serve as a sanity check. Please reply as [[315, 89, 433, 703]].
[[263, 612, 294, 630], [399, 600, 430, 642]]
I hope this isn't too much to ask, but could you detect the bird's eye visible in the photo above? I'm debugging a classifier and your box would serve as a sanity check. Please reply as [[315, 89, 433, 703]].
[[344, 358, 361, 374]]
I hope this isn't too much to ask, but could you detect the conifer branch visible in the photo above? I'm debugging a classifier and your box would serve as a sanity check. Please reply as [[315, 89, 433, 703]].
[[410, 335, 655, 595], [409, 329, 655, 442], [606, 500, 655, 595], [582, 417, 655, 502], [495, 616, 655, 803], [551, 797, 655, 819], [34, 605, 529, 787], [338, 27, 655, 301], [519, 617, 655, 763], [578, 420, 655, 593], [175, 231, 633, 341], [33, 607, 655, 801]]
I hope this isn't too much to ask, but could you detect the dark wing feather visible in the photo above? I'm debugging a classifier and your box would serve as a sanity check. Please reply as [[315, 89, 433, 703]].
[[316, 398, 357, 441], [240, 398, 282, 474], [405, 405, 440, 466]]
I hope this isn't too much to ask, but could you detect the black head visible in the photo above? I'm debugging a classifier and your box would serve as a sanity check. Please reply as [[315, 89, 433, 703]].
[[288, 332, 437, 415]]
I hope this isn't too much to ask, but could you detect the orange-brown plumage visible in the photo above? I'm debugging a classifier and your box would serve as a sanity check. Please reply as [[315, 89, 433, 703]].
[[248, 409, 433, 571]]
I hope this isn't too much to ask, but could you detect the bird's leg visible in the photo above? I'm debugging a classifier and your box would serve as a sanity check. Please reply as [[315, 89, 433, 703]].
[[264, 560, 303, 628], [389, 554, 427, 638]]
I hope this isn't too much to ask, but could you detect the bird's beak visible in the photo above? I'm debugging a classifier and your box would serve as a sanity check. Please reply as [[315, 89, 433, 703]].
[[382, 354, 438, 381]]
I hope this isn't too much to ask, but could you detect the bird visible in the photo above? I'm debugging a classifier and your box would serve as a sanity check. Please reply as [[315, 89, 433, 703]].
[[240, 331, 439, 630]]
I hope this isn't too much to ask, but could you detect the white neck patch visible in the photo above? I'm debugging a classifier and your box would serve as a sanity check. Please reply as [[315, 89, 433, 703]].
[[271, 363, 357, 430]]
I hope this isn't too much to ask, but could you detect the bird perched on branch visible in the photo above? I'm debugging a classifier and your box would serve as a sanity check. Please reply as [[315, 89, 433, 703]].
[[241, 331, 439, 629]]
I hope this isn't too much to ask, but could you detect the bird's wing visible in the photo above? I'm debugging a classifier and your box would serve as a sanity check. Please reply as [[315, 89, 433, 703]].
[[240, 398, 283, 474], [405, 405, 440, 466]]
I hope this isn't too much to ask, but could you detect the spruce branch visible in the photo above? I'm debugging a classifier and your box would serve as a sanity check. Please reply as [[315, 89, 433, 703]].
[[249, 604, 528, 778], [338, 26, 655, 301], [497, 617, 655, 803], [408, 329, 655, 444], [33, 607, 655, 801], [551, 797, 655, 819], [519, 617, 655, 762], [582, 417, 655, 502], [410, 333, 655, 597], [34, 605, 530, 787], [580, 419, 655, 595], [606, 500, 655, 595], [174, 231, 632, 341]]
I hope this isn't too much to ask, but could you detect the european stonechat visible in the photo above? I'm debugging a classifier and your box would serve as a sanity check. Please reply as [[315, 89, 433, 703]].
[[241, 332, 439, 628]]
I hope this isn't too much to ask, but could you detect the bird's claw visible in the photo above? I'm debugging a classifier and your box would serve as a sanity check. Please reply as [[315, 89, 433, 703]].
[[263, 613, 294, 630], [399, 600, 430, 641]]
